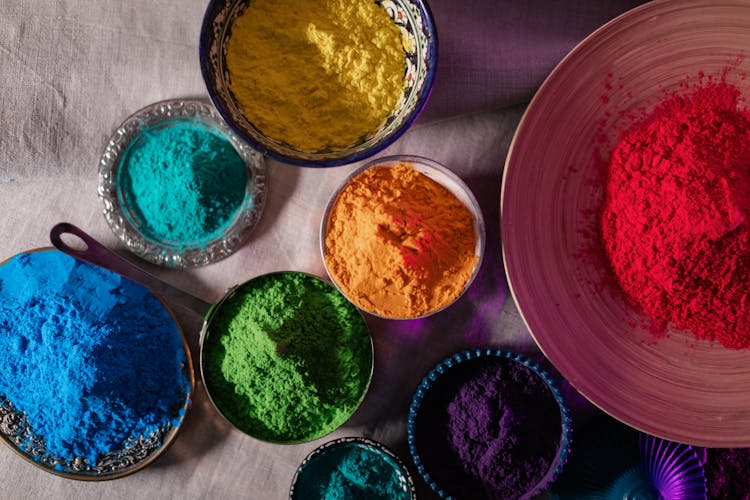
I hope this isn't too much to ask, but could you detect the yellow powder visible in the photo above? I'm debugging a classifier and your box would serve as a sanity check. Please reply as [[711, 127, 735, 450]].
[[324, 163, 479, 319], [225, 0, 406, 152]]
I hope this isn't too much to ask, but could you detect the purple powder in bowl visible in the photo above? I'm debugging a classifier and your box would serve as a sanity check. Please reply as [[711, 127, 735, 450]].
[[409, 350, 569, 499]]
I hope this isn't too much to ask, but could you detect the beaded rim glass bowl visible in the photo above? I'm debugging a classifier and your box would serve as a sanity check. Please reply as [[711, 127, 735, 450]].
[[199, 0, 438, 167], [407, 348, 572, 499], [289, 436, 417, 499], [320, 154, 486, 320], [0, 248, 194, 481], [98, 99, 267, 268]]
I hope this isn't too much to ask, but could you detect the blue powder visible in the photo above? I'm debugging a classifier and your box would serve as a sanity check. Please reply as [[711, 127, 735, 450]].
[[293, 442, 411, 500], [120, 119, 248, 245], [0, 250, 191, 464]]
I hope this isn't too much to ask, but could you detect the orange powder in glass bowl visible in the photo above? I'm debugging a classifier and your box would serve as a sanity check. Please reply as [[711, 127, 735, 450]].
[[322, 156, 485, 319]]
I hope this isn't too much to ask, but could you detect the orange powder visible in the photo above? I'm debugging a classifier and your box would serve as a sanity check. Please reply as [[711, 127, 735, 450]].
[[324, 163, 478, 318]]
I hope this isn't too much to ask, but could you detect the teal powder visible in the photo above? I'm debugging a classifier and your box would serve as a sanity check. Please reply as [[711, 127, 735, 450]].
[[121, 120, 248, 244], [0, 250, 191, 464], [293, 442, 411, 500]]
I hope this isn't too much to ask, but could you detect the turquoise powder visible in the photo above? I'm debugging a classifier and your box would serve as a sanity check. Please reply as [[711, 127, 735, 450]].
[[120, 120, 248, 244], [0, 250, 191, 465], [293, 441, 412, 500]]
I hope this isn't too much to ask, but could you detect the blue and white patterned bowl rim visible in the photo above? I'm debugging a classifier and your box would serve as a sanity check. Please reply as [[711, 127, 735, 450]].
[[407, 348, 573, 499], [199, 0, 438, 167], [288, 436, 417, 499]]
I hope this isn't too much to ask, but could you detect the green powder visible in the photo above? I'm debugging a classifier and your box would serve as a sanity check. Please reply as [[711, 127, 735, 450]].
[[120, 119, 248, 244], [293, 441, 412, 500], [202, 272, 372, 442]]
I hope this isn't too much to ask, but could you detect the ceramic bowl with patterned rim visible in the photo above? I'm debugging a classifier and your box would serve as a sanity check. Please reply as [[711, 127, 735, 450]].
[[408, 349, 572, 499], [289, 437, 416, 499], [199, 0, 438, 167], [98, 99, 267, 268]]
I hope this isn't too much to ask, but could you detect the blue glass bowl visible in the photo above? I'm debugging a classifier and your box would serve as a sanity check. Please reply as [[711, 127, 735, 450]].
[[407, 348, 573, 499], [199, 0, 438, 167]]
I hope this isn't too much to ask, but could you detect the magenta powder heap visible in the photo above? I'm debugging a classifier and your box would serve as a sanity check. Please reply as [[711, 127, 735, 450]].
[[410, 353, 565, 499]]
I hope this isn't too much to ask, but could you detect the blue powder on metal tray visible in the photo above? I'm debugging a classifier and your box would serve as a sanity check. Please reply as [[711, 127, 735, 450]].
[[120, 120, 248, 245], [0, 250, 191, 464]]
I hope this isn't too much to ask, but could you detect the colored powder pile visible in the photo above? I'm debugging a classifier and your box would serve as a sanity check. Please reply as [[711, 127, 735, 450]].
[[702, 447, 750, 499], [225, 0, 406, 152], [121, 120, 247, 245], [292, 441, 411, 500], [0, 251, 190, 464], [601, 81, 750, 348], [413, 356, 562, 499], [202, 272, 371, 442], [324, 163, 478, 319]]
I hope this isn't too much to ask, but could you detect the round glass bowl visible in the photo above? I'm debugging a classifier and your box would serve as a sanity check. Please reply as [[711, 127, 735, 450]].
[[199, 0, 438, 167], [408, 349, 572, 499], [321, 155, 485, 320], [290, 437, 416, 499], [98, 99, 267, 268], [199, 271, 374, 444], [0, 248, 194, 481]]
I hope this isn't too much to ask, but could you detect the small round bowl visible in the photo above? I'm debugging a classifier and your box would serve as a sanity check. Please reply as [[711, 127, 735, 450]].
[[321, 155, 485, 320], [98, 98, 267, 268], [0, 248, 194, 481], [408, 349, 572, 499], [199, 0, 438, 167], [199, 271, 374, 444], [289, 437, 416, 499]]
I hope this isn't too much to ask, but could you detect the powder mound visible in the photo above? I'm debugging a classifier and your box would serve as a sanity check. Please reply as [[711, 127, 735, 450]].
[[226, 0, 406, 152], [122, 120, 247, 245], [601, 82, 750, 348], [0, 251, 190, 464], [324, 163, 478, 318], [202, 273, 371, 442], [293, 442, 410, 500], [414, 356, 562, 500]]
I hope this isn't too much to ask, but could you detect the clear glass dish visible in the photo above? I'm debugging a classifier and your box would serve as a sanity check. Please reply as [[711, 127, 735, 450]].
[[98, 99, 267, 268]]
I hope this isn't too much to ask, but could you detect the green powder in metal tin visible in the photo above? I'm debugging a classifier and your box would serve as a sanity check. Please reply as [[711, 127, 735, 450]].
[[120, 120, 247, 245], [202, 272, 371, 442]]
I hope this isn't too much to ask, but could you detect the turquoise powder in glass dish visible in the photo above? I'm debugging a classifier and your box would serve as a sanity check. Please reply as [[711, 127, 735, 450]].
[[98, 99, 267, 268], [290, 437, 415, 500]]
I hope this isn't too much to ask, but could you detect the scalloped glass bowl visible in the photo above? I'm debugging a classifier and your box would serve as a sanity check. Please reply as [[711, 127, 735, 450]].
[[289, 437, 416, 499], [408, 349, 572, 499], [320, 155, 485, 320], [98, 99, 267, 269], [199, 0, 438, 167]]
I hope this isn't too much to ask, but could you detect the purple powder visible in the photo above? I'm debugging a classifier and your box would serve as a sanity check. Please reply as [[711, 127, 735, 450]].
[[703, 448, 750, 499], [413, 356, 561, 499]]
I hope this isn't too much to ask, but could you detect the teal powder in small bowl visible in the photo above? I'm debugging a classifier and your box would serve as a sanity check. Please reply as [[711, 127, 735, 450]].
[[291, 440, 413, 500], [119, 120, 248, 245]]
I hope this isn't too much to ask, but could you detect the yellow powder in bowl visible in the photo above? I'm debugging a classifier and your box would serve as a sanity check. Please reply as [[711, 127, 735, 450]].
[[225, 0, 406, 153], [324, 163, 479, 319]]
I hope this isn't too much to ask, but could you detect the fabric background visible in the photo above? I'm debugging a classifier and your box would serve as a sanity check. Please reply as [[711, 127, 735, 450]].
[[0, 0, 644, 498]]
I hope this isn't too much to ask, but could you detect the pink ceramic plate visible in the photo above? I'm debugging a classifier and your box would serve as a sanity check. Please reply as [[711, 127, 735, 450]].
[[502, 0, 750, 446]]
